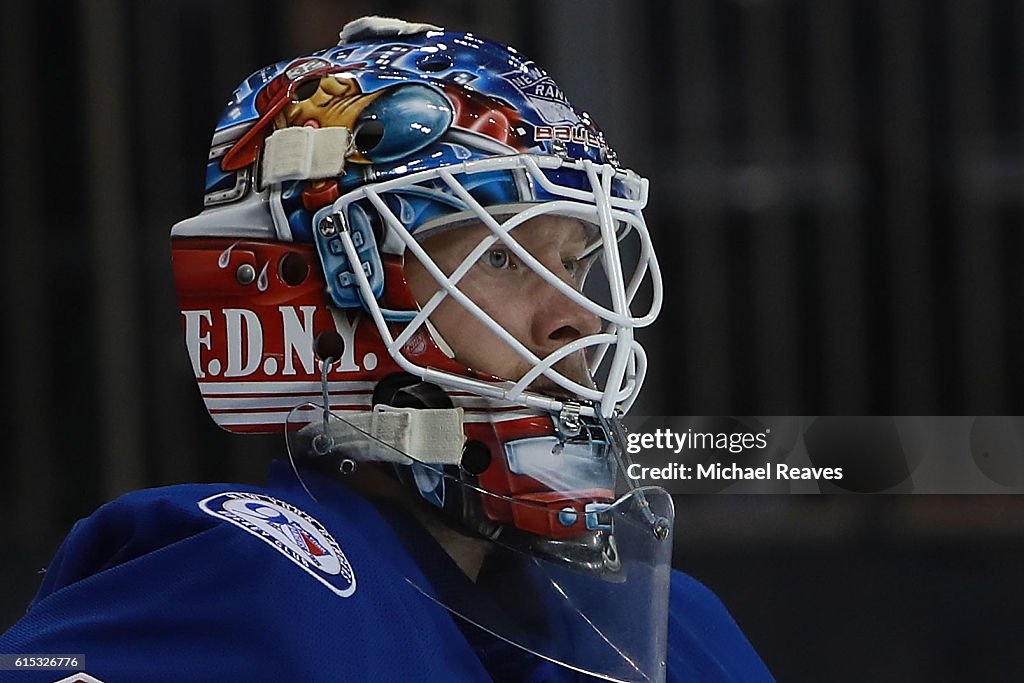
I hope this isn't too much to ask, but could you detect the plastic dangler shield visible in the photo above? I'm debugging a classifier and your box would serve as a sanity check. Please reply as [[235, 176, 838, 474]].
[[286, 403, 675, 683]]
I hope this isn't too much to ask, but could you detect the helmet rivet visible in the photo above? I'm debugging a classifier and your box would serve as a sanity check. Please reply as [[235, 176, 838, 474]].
[[653, 517, 671, 541], [319, 215, 338, 236], [605, 146, 621, 168], [312, 433, 334, 456], [235, 263, 257, 286], [557, 402, 582, 438], [551, 138, 568, 159]]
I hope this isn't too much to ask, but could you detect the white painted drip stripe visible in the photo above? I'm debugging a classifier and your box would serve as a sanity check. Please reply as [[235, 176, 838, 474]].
[[213, 409, 540, 427], [198, 380, 378, 395]]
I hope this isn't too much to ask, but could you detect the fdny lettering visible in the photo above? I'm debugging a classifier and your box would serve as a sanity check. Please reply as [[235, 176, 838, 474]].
[[281, 306, 316, 375], [182, 305, 360, 379], [329, 308, 362, 373], [182, 309, 214, 378], [224, 308, 263, 377]]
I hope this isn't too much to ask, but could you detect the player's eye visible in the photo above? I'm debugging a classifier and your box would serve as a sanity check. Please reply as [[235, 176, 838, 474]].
[[485, 248, 516, 270], [562, 255, 591, 284]]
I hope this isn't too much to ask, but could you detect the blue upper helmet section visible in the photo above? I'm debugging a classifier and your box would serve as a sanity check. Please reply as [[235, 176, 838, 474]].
[[207, 22, 621, 243]]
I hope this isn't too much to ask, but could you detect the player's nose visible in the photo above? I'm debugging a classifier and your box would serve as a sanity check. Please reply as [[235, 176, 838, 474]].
[[529, 273, 601, 355]]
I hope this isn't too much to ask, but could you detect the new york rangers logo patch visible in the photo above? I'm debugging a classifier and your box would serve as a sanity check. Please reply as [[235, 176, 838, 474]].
[[199, 492, 356, 597]]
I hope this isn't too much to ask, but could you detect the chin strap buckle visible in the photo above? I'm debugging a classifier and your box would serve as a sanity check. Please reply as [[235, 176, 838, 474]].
[[557, 402, 582, 438]]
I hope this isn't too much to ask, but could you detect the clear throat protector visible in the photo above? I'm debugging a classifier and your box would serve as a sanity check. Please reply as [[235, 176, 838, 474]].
[[285, 394, 674, 683]]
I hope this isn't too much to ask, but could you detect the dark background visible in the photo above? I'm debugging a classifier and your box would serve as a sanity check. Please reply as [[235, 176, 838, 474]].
[[3, 1, 1024, 680]]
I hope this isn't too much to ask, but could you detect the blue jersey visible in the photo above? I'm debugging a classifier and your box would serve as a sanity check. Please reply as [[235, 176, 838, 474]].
[[0, 463, 771, 682]]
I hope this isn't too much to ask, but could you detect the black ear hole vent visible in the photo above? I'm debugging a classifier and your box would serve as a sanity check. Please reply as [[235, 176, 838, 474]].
[[314, 330, 346, 361], [373, 372, 453, 409], [373, 372, 420, 405], [278, 251, 309, 286], [292, 78, 320, 102], [460, 440, 491, 475], [354, 119, 385, 155]]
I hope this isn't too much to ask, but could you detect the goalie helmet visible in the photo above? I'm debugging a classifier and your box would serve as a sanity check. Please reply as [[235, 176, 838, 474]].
[[172, 12, 661, 530]]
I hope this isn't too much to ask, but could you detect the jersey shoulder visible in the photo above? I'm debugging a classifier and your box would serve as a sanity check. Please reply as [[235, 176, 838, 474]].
[[30, 482, 238, 601], [666, 569, 774, 682], [0, 475, 491, 682]]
